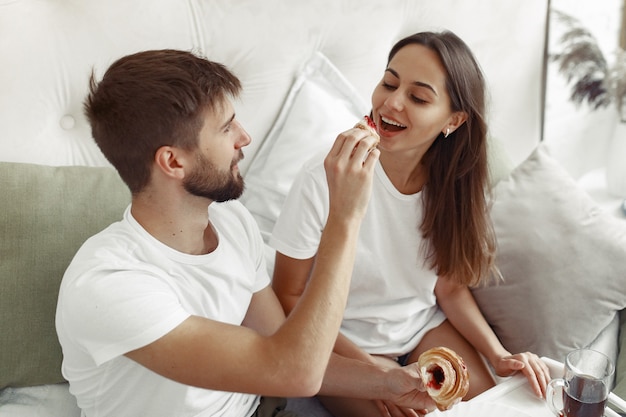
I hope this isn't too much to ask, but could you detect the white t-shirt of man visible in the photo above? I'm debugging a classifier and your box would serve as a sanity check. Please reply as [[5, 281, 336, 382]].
[[270, 153, 446, 357], [56, 201, 269, 417]]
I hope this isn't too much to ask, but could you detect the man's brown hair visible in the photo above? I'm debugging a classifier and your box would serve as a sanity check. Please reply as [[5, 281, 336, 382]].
[[85, 49, 241, 194]]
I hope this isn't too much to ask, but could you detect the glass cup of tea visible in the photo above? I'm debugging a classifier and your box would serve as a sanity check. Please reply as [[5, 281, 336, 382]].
[[546, 348, 615, 417]]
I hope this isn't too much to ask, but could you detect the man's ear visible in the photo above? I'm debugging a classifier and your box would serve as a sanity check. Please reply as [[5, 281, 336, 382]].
[[154, 145, 186, 180]]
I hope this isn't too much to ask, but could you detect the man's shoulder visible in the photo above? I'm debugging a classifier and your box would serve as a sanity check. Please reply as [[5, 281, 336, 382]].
[[65, 219, 139, 272]]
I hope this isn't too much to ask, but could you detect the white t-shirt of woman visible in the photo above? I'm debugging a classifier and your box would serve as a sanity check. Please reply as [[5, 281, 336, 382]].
[[271, 153, 445, 357]]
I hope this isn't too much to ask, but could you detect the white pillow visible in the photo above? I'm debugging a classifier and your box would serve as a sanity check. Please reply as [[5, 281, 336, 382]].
[[472, 144, 626, 363], [240, 52, 368, 245]]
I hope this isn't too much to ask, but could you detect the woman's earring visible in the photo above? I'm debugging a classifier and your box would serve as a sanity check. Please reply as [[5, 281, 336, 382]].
[[444, 128, 450, 138]]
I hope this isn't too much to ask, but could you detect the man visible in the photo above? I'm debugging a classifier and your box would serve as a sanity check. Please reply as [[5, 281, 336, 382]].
[[55, 49, 434, 417]]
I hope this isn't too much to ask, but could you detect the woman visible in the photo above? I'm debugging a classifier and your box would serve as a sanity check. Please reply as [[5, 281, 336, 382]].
[[270, 31, 550, 417]]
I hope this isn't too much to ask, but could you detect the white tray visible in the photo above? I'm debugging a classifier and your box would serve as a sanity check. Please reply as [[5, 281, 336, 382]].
[[470, 357, 625, 417]]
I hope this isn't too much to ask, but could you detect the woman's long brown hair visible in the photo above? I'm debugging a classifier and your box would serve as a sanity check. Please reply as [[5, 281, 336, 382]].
[[388, 32, 497, 287]]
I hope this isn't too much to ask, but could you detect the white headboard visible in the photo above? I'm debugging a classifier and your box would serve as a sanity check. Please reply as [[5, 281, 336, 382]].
[[0, 0, 548, 170]]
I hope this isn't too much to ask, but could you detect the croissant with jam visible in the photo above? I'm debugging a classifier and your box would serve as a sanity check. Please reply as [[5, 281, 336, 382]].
[[417, 346, 470, 411]]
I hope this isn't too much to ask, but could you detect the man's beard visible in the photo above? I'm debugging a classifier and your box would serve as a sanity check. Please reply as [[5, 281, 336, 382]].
[[183, 152, 244, 202]]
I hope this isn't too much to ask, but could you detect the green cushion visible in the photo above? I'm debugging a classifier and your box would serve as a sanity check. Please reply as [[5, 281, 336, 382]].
[[0, 162, 130, 388]]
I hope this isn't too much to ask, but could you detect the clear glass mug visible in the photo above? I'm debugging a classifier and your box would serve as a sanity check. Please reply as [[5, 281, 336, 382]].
[[546, 348, 615, 417]]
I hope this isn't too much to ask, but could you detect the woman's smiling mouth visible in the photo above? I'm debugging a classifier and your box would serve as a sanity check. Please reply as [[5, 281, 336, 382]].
[[380, 115, 406, 132]]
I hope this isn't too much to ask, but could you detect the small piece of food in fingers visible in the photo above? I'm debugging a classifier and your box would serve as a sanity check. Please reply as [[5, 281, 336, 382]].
[[353, 115, 380, 151], [417, 346, 470, 411]]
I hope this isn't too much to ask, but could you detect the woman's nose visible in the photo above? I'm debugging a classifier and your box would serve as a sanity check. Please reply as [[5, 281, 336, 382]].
[[385, 90, 404, 112]]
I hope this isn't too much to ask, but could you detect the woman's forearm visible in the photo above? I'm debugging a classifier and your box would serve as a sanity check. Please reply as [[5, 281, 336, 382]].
[[436, 283, 509, 366]]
